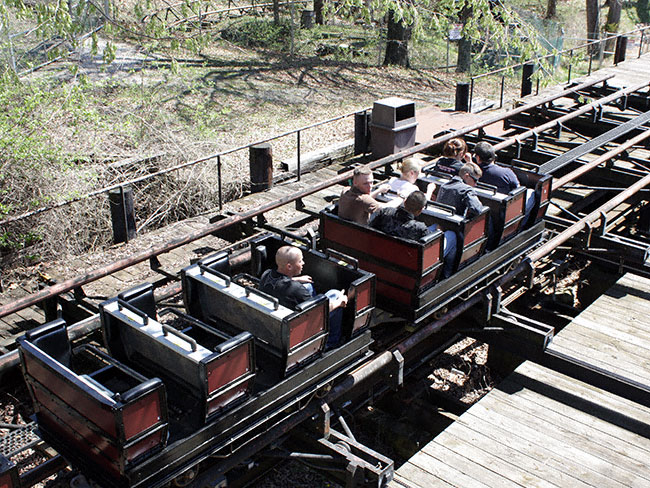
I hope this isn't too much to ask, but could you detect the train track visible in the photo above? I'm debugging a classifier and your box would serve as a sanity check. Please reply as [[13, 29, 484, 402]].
[[2, 69, 650, 487]]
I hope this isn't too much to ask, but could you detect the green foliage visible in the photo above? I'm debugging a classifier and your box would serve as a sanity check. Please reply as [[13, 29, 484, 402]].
[[221, 19, 291, 49]]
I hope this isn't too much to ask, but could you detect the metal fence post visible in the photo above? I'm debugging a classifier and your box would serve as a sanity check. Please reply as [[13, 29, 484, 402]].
[[296, 130, 301, 181], [217, 155, 223, 210], [469, 78, 475, 113], [500, 76, 505, 108], [567, 50, 572, 83]]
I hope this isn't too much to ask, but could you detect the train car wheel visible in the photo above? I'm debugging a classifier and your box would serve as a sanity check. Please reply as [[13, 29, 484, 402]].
[[173, 466, 199, 487]]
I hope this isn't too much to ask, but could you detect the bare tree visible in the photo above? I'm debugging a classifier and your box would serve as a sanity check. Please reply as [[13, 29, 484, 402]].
[[545, 0, 557, 19], [384, 9, 411, 67], [604, 0, 622, 55], [586, 0, 600, 53]]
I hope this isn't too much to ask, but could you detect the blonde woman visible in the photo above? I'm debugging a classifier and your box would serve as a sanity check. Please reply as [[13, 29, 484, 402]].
[[389, 158, 435, 200]]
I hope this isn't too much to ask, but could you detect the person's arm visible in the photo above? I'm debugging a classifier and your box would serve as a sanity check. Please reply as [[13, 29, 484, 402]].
[[465, 191, 486, 218], [292, 275, 313, 284], [328, 291, 348, 312], [509, 169, 520, 191], [424, 182, 436, 200], [370, 183, 390, 199]]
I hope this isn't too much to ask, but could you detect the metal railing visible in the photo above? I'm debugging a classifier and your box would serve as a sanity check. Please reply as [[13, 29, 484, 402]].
[[467, 25, 650, 112], [0, 106, 369, 229]]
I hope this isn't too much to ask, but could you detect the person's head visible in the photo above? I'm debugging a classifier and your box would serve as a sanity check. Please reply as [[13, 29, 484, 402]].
[[275, 245, 304, 277], [459, 162, 482, 187], [473, 141, 496, 166], [442, 138, 468, 160], [404, 191, 427, 216], [352, 165, 374, 194], [398, 158, 422, 183]]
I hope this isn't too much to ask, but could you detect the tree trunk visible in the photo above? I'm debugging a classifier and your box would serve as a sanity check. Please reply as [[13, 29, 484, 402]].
[[383, 10, 411, 67], [314, 0, 323, 24], [637, 0, 650, 24], [604, 0, 622, 55], [545, 0, 557, 18], [273, 0, 280, 24], [586, 0, 600, 54], [456, 4, 472, 72]]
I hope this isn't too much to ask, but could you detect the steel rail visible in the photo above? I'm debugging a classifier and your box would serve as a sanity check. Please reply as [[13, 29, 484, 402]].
[[552, 128, 650, 189], [492, 79, 650, 154], [0, 75, 622, 320]]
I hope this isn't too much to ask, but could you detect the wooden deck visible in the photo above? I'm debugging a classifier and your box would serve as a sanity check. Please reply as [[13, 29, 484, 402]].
[[391, 271, 650, 488]]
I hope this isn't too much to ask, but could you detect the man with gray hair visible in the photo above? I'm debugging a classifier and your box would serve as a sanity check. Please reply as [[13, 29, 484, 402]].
[[436, 162, 486, 218]]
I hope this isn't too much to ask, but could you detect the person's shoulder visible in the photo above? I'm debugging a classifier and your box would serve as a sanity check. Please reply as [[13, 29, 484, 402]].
[[372, 206, 395, 220]]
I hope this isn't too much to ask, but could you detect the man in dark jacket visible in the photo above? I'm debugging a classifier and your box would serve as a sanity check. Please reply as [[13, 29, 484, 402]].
[[473, 141, 519, 194], [369, 191, 430, 240], [436, 162, 485, 218]]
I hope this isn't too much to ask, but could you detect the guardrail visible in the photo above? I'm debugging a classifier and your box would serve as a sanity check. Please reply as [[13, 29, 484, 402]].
[[466, 25, 650, 112]]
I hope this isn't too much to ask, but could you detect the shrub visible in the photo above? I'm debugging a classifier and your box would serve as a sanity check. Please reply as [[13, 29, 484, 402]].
[[220, 19, 291, 49]]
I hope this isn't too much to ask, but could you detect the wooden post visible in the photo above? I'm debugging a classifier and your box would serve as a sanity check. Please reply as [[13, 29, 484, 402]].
[[250, 143, 273, 192], [521, 62, 535, 97], [109, 186, 136, 244], [455, 82, 470, 112]]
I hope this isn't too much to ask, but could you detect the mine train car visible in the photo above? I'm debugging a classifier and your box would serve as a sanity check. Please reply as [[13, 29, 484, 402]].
[[17, 156, 550, 487], [319, 163, 550, 323], [1, 455, 20, 488], [17, 233, 375, 488]]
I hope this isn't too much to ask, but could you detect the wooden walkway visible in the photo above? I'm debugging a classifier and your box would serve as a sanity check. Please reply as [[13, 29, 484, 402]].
[[391, 271, 650, 488]]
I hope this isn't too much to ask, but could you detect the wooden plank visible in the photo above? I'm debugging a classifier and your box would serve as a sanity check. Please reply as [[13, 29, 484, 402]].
[[580, 300, 650, 338], [389, 462, 455, 488], [431, 428, 556, 487], [472, 393, 650, 485], [488, 379, 650, 469], [547, 327, 650, 384], [569, 313, 650, 349], [413, 441, 512, 488], [513, 362, 650, 430]]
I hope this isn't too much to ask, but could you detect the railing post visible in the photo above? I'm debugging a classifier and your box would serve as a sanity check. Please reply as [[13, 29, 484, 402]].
[[217, 155, 223, 210], [567, 50, 572, 83], [296, 130, 301, 181], [249, 143, 273, 192], [499, 76, 505, 108], [109, 186, 136, 244], [455, 82, 470, 112], [588, 51, 593, 75], [639, 30, 645, 58], [469, 78, 475, 113]]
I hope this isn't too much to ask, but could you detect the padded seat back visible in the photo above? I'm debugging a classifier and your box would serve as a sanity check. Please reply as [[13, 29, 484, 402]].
[[25, 318, 72, 367]]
